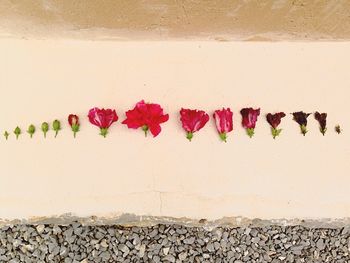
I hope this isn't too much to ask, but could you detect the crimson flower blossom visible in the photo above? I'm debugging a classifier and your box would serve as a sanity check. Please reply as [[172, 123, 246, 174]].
[[266, 112, 286, 139], [292, 111, 311, 136], [240, 107, 260, 138], [68, 114, 80, 138], [213, 108, 233, 142], [88, 107, 118, 137], [180, 108, 209, 141], [122, 100, 169, 137], [314, 112, 327, 136]]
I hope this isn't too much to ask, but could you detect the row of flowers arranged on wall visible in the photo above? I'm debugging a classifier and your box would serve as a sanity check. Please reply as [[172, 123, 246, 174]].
[[3, 100, 342, 142]]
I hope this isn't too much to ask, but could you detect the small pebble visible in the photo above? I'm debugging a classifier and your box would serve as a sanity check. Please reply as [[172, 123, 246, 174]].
[[0, 223, 348, 262]]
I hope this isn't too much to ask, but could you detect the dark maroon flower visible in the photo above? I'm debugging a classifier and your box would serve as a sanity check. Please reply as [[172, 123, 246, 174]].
[[240, 108, 260, 138], [335, 125, 342, 134], [266, 112, 286, 139], [314, 112, 327, 136], [292, 111, 311, 136]]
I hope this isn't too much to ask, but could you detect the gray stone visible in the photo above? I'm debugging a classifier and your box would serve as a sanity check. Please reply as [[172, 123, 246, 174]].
[[118, 244, 130, 257], [139, 244, 146, 257], [163, 247, 170, 255], [163, 254, 176, 262], [206, 243, 215, 252], [0, 223, 348, 262], [183, 237, 195, 245], [316, 239, 325, 250], [178, 252, 187, 260], [36, 225, 45, 234]]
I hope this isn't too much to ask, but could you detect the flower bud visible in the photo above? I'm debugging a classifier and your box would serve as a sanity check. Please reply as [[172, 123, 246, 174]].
[[27, 124, 36, 138], [14, 126, 21, 140], [41, 122, 49, 138], [4, 131, 9, 140], [68, 114, 80, 138], [53, 120, 61, 138]]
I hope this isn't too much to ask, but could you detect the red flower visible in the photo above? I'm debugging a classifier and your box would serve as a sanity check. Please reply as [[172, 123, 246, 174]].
[[122, 100, 169, 137], [213, 108, 233, 142], [266, 112, 286, 139], [240, 108, 260, 138], [68, 114, 80, 138], [88, 107, 118, 137], [314, 112, 327, 136], [292, 111, 311, 136], [180, 108, 209, 141]]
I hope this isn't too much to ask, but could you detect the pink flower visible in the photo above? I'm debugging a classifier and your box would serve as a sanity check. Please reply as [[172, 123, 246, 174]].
[[180, 108, 209, 141], [88, 107, 118, 137], [122, 100, 169, 137], [213, 108, 233, 142], [240, 107, 260, 138]]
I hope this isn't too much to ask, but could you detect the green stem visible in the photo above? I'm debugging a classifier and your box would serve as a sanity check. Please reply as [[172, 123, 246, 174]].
[[100, 128, 108, 138], [219, 133, 227, 142], [246, 128, 254, 138], [301, 125, 307, 136], [186, 132, 193, 141], [72, 125, 79, 138], [142, 125, 149, 137], [271, 127, 282, 139]]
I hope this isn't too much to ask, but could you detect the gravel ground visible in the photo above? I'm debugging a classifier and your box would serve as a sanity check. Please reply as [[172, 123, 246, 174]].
[[0, 223, 350, 262]]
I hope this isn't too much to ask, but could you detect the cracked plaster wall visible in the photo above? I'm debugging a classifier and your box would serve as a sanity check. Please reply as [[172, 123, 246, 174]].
[[0, 40, 349, 225]]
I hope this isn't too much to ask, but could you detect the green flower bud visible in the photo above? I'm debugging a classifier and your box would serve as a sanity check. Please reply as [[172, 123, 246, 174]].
[[4, 131, 9, 140], [41, 122, 49, 138], [27, 124, 36, 138], [53, 119, 61, 138], [14, 126, 21, 140]]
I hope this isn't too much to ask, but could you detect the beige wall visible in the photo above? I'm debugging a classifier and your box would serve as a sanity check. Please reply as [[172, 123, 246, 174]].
[[0, 39, 349, 221], [1, 0, 350, 41]]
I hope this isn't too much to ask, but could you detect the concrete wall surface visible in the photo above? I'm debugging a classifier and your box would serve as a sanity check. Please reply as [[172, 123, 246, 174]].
[[0, 40, 349, 222], [1, 0, 350, 41]]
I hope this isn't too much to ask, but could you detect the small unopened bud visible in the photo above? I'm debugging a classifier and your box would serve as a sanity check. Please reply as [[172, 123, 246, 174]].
[[53, 120, 61, 138], [4, 131, 9, 140], [14, 126, 21, 140], [41, 122, 49, 138], [27, 124, 36, 138]]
